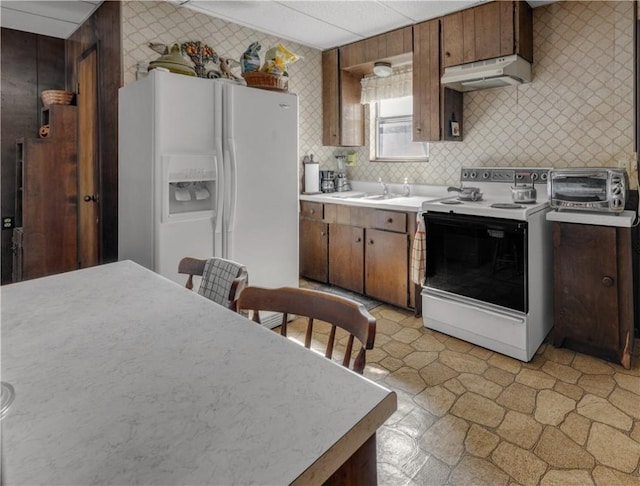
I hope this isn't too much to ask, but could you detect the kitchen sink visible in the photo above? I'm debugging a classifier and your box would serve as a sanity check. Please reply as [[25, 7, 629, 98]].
[[330, 192, 402, 201], [362, 194, 401, 200]]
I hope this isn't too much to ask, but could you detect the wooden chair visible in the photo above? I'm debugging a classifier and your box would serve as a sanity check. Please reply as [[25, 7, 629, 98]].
[[178, 257, 248, 311], [237, 286, 376, 374]]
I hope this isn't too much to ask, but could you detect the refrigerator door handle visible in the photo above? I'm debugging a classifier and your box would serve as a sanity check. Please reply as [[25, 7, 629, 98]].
[[225, 137, 238, 248]]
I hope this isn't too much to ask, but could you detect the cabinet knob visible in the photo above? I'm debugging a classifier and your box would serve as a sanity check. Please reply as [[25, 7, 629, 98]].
[[445, 51, 451, 57], [368, 239, 374, 245], [84, 194, 98, 202], [387, 218, 393, 223], [321, 231, 326, 236], [416, 127, 422, 133], [602, 276, 614, 287], [355, 237, 362, 243]]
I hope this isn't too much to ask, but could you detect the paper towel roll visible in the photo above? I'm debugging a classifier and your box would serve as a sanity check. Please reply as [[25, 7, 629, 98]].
[[304, 163, 319, 194]]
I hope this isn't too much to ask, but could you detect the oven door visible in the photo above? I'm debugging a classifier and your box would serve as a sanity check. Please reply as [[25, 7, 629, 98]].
[[424, 212, 528, 313]]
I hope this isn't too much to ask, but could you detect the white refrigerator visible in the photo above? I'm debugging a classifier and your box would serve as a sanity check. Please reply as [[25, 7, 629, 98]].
[[118, 70, 299, 289]]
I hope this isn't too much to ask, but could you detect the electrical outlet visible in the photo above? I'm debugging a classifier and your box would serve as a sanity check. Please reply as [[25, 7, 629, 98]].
[[2, 216, 14, 230]]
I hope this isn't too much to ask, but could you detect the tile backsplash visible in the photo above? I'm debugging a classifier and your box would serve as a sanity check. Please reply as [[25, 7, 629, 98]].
[[122, 1, 635, 188]]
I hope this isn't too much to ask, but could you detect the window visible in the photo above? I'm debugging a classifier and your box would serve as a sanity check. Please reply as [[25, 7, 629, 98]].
[[374, 97, 428, 161]]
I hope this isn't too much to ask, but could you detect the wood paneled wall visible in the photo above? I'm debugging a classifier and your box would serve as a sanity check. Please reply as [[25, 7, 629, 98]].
[[0, 29, 66, 284], [66, 0, 122, 266]]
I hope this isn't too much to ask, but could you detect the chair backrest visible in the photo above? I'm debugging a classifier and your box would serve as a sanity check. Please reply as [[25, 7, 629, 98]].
[[178, 257, 248, 310], [236, 286, 376, 374]]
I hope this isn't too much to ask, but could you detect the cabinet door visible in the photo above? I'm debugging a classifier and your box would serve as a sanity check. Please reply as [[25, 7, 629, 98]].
[[329, 224, 364, 293], [300, 219, 329, 283], [474, 1, 503, 61], [322, 49, 340, 146], [322, 49, 364, 147], [413, 19, 441, 142], [340, 69, 364, 146], [553, 223, 620, 354], [442, 11, 464, 68], [365, 228, 408, 307]]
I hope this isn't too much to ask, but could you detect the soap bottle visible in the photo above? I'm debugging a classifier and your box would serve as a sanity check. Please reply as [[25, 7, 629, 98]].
[[402, 177, 410, 196]]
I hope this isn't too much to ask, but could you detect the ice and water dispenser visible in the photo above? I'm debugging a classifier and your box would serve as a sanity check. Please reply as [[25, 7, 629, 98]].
[[162, 154, 217, 221]]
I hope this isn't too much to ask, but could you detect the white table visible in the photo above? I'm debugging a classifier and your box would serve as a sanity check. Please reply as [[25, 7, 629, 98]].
[[1, 261, 396, 485]]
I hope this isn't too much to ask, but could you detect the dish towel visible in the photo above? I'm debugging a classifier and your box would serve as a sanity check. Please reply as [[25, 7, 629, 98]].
[[411, 215, 426, 286]]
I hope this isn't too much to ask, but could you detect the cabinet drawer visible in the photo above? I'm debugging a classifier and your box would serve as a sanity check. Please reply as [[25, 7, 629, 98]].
[[300, 201, 323, 220], [372, 210, 407, 233]]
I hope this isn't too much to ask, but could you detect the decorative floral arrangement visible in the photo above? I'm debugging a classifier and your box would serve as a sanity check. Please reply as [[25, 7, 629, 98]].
[[181, 41, 219, 78]]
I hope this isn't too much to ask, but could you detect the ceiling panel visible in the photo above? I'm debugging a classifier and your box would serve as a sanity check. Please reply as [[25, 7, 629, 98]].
[[1, 0, 554, 48], [188, 0, 362, 49], [0, 0, 102, 39], [281, 1, 412, 38], [385, 1, 480, 22]]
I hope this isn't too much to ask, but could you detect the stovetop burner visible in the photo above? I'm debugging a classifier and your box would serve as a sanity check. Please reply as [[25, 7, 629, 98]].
[[422, 167, 552, 221]]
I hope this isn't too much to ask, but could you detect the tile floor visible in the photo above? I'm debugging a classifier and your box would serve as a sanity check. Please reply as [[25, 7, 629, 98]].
[[291, 282, 640, 486]]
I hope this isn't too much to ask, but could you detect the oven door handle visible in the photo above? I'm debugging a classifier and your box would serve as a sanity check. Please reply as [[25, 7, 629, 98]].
[[423, 288, 526, 324], [424, 212, 527, 232]]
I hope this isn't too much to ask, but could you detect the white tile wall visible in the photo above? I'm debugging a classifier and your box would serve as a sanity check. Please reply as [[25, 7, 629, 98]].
[[121, 1, 635, 188]]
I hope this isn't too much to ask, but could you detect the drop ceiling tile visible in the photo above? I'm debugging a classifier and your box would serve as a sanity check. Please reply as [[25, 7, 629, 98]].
[[1, 1, 98, 24], [280, 1, 411, 38], [382, 0, 479, 23], [0, 7, 78, 38], [188, 0, 360, 49]]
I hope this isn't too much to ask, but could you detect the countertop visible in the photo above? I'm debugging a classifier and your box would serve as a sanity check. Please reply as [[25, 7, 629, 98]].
[[1, 261, 396, 485], [300, 181, 452, 212], [546, 209, 638, 227]]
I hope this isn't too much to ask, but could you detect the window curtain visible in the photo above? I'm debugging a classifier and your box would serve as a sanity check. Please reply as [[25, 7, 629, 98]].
[[360, 66, 412, 104]]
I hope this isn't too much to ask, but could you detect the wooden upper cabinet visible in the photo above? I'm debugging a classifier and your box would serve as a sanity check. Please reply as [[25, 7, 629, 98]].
[[442, 1, 533, 68], [322, 49, 340, 146], [413, 19, 441, 142], [340, 26, 413, 71], [322, 49, 364, 147]]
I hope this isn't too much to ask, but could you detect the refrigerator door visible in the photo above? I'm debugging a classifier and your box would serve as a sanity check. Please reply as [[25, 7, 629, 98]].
[[153, 72, 223, 284], [222, 84, 299, 288]]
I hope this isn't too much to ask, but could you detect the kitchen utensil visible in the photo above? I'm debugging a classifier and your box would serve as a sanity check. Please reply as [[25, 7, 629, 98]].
[[511, 176, 537, 203], [447, 186, 483, 201]]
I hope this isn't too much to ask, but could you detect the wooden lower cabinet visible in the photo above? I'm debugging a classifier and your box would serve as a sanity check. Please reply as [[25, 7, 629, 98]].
[[329, 224, 364, 293], [300, 201, 415, 309], [365, 228, 409, 308], [300, 218, 329, 283], [552, 222, 634, 369]]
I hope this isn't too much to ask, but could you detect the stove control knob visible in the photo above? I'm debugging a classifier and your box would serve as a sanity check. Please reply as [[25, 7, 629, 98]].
[[531, 172, 539, 181], [470, 171, 477, 179], [462, 170, 469, 179], [482, 171, 490, 179], [540, 172, 549, 181]]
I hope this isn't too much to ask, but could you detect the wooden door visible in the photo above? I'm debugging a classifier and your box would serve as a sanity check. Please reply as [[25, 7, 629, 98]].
[[77, 47, 100, 268], [329, 224, 364, 293], [365, 228, 408, 307], [300, 218, 329, 283], [413, 19, 441, 142], [553, 223, 620, 354]]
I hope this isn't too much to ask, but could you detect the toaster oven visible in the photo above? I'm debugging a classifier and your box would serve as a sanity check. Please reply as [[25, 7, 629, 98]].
[[548, 168, 628, 213]]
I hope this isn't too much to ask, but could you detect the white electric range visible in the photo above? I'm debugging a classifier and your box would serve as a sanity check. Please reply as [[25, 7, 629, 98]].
[[420, 167, 554, 362]]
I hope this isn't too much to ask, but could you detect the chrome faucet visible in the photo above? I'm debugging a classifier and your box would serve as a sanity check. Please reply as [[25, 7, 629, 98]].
[[378, 177, 388, 196]]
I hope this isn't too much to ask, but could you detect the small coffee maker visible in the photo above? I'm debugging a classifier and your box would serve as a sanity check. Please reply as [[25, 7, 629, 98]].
[[320, 170, 335, 193]]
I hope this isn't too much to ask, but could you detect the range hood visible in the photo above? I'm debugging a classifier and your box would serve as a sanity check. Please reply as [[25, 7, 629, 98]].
[[441, 54, 532, 92]]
